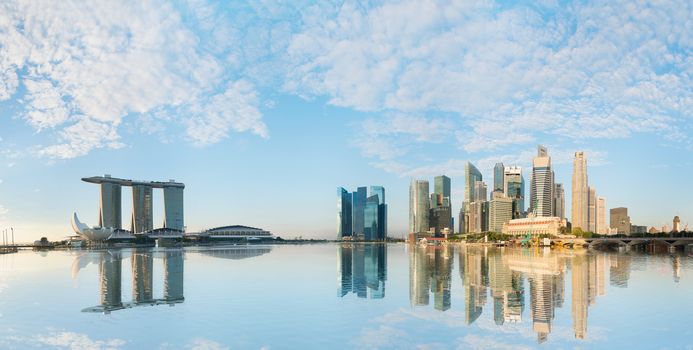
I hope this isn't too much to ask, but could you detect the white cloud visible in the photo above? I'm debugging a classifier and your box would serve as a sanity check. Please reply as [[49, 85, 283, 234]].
[[35, 332, 126, 350], [0, 1, 268, 158], [0, 205, 8, 215], [188, 338, 229, 350], [285, 0, 691, 154]]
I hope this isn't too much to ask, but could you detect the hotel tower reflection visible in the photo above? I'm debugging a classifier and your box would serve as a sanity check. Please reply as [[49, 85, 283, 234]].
[[337, 245, 643, 344], [77, 249, 185, 313]]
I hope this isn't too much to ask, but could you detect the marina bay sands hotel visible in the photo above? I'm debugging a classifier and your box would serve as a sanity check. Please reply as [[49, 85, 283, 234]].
[[82, 175, 184, 233]]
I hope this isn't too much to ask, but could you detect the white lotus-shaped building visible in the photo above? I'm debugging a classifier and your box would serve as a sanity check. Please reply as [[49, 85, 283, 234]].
[[71, 212, 114, 241]]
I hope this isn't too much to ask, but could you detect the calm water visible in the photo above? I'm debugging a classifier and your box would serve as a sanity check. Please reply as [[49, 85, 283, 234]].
[[0, 244, 692, 349]]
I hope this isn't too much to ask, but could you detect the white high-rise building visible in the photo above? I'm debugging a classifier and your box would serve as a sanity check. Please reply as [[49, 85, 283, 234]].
[[597, 197, 607, 234], [572, 152, 589, 231], [530, 146, 554, 217], [489, 193, 513, 233], [588, 187, 597, 233]]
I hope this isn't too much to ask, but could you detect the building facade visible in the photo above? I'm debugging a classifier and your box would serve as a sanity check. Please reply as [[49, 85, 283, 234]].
[[553, 183, 564, 220], [489, 195, 513, 233], [610, 207, 631, 234], [502, 216, 565, 236], [352, 187, 367, 237], [572, 152, 589, 231]]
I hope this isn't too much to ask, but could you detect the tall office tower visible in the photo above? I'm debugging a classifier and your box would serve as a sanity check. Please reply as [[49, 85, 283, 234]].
[[370, 186, 387, 240], [337, 188, 353, 238], [458, 207, 466, 234], [474, 181, 488, 202], [352, 187, 367, 236], [588, 187, 597, 232], [504, 166, 525, 219], [673, 216, 681, 232], [99, 181, 122, 229], [597, 197, 607, 234], [364, 195, 380, 241], [131, 184, 153, 233], [409, 180, 430, 234], [434, 175, 451, 200], [163, 183, 185, 231], [553, 183, 565, 219], [464, 162, 483, 233], [489, 193, 513, 233], [530, 145, 554, 217], [572, 151, 589, 231], [610, 207, 631, 234], [464, 162, 483, 204], [494, 163, 505, 192]]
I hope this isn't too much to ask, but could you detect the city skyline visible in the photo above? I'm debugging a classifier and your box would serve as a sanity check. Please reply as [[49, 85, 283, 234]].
[[0, 1, 691, 240]]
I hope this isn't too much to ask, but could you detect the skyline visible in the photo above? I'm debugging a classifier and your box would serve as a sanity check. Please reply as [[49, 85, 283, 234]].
[[0, 0, 691, 240]]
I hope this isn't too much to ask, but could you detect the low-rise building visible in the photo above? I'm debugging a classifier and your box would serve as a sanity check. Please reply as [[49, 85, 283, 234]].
[[502, 215, 565, 236]]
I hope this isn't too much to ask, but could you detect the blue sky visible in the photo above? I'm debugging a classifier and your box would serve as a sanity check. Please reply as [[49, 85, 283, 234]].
[[0, 0, 691, 241]]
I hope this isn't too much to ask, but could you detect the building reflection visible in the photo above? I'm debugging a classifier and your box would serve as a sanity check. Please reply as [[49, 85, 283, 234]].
[[409, 245, 453, 310], [338, 244, 387, 299], [80, 249, 185, 313]]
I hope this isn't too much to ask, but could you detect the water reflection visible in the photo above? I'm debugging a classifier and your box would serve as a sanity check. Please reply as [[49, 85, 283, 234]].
[[338, 244, 387, 299], [336, 244, 686, 344], [409, 245, 453, 310], [74, 249, 185, 313]]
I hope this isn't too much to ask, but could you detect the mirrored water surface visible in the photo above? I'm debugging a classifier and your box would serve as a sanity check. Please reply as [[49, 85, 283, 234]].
[[0, 244, 691, 349]]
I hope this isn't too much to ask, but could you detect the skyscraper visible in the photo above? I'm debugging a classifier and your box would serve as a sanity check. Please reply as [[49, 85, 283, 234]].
[[572, 152, 589, 231], [597, 197, 607, 234], [493, 163, 505, 193], [553, 183, 565, 219], [465, 162, 483, 205], [530, 145, 554, 217], [337, 187, 353, 238], [432, 175, 452, 235], [409, 180, 430, 235], [434, 175, 451, 200], [364, 195, 380, 241], [338, 186, 386, 240], [370, 186, 387, 240], [588, 187, 597, 233], [352, 187, 367, 236], [464, 162, 483, 233], [504, 166, 525, 219], [489, 193, 513, 233], [474, 181, 488, 203], [610, 207, 631, 234]]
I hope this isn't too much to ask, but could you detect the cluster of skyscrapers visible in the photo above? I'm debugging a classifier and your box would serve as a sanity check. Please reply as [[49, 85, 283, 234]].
[[453, 146, 566, 235], [405, 144, 664, 237], [337, 186, 387, 240], [409, 176, 454, 238]]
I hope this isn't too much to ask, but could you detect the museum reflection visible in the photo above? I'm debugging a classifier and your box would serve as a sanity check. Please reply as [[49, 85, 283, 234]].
[[336, 244, 685, 343]]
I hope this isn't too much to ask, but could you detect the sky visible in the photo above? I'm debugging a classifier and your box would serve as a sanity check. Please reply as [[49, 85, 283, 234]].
[[0, 0, 691, 242]]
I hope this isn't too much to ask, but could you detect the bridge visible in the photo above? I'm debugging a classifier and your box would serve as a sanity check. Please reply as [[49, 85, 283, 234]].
[[552, 237, 693, 249]]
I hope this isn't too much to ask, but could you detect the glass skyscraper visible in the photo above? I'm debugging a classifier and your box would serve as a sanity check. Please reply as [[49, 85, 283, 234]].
[[338, 186, 387, 240], [337, 187, 353, 238], [409, 180, 430, 235], [530, 146, 554, 217], [352, 187, 367, 236], [504, 166, 525, 219], [494, 163, 505, 193]]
